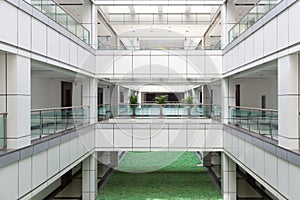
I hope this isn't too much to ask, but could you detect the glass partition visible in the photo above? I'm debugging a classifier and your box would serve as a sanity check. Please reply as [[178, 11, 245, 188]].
[[31, 106, 90, 140], [228, 106, 278, 140], [0, 113, 7, 149], [228, 0, 280, 43], [98, 103, 221, 119], [28, 0, 90, 44]]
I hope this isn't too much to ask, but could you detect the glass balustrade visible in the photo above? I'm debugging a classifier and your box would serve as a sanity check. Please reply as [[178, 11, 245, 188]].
[[31, 106, 90, 140], [0, 113, 7, 149], [228, 0, 279, 43], [29, 0, 90, 44], [98, 104, 221, 119], [228, 106, 278, 140]]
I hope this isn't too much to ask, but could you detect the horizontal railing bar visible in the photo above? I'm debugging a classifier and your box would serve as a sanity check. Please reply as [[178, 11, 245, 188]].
[[31, 106, 90, 112], [228, 106, 278, 113]]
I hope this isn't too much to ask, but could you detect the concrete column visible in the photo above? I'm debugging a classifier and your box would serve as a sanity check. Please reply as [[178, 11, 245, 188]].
[[221, 77, 235, 124], [83, 78, 98, 123], [137, 90, 142, 104], [278, 53, 300, 149], [221, 0, 235, 47], [82, 3, 98, 48], [82, 152, 98, 200], [110, 151, 119, 168], [203, 85, 212, 117], [203, 152, 212, 167], [110, 85, 119, 116], [0, 54, 31, 149], [221, 153, 236, 200]]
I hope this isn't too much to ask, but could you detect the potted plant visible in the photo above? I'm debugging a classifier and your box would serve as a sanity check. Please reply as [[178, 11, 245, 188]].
[[155, 95, 168, 117], [182, 96, 193, 116], [129, 95, 138, 117]]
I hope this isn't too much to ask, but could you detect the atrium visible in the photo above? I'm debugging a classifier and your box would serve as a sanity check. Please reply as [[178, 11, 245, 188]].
[[0, 0, 299, 199]]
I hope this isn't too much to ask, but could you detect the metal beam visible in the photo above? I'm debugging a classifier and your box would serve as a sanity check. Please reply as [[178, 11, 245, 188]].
[[92, 0, 223, 6]]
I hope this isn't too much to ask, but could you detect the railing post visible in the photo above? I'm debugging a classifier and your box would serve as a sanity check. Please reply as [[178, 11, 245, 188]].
[[40, 110, 43, 138]]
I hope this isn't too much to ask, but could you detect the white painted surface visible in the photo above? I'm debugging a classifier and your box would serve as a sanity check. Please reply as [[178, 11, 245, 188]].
[[31, 76, 61, 109], [237, 78, 278, 109]]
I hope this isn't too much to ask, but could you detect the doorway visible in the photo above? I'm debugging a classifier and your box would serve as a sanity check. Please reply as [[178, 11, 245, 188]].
[[61, 82, 73, 107]]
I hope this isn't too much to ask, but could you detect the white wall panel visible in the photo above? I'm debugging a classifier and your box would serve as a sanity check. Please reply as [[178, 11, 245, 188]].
[[114, 129, 132, 148], [69, 41, 78, 66], [288, 2, 300, 45], [169, 55, 186, 75], [31, 77, 61, 109], [133, 129, 150, 150], [187, 56, 205, 76], [188, 129, 205, 148], [277, 158, 289, 198], [0, 1, 17, 45], [96, 129, 113, 148], [47, 28, 60, 59], [244, 36, 254, 63], [18, 11, 31, 50], [19, 157, 32, 197], [32, 19, 47, 55], [253, 146, 264, 177], [237, 41, 245, 66], [206, 129, 222, 148], [0, 162, 18, 200], [115, 55, 132, 75], [206, 55, 222, 75], [151, 129, 168, 148], [277, 10, 289, 50], [288, 163, 300, 199], [133, 56, 150, 76], [151, 54, 168, 76], [78, 47, 93, 73], [244, 141, 254, 169], [47, 146, 60, 178], [264, 151, 277, 189], [253, 29, 264, 60], [96, 55, 113, 75], [59, 142, 70, 170], [263, 19, 277, 56], [69, 138, 78, 163], [59, 35, 70, 64], [169, 129, 187, 149], [32, 151, 47, 189]]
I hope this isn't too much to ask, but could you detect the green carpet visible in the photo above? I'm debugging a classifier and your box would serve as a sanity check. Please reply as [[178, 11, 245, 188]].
[[97, 152, 221, 200]]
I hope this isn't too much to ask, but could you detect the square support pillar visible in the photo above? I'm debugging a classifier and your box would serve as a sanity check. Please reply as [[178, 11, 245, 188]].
[[0, 54, 31, 149], [83, 78, 98, 123], [110, 151, 119, 169], [110, 85, 119, 117], [221, 77, 235, 124], [221, 0, 235, 47], [278, 53, 300, 149], [221, 153, 236, 200], [82, 152, 98, 200]]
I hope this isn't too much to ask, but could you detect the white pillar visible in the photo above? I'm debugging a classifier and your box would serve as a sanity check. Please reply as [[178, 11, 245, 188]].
[[278, 53, 300, 149], [137, 90, 142, 104], [221, 153, 236, 200], [0, 54, 31, 149], [110, 85, 119, 116], [221, 0, 235, 47], [221, 77, 235, 124], [82, 3, 98, 48], [82, 152, 98, 200], [83, 78, 98, 123]]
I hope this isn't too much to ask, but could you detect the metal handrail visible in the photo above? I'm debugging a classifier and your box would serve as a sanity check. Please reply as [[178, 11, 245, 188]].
[[228, 0, 280, 43], [228, 105, 277, 113], [31, 106, 90, 112], [26, 0, 90, 44], [97, 44, 221, 50]]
